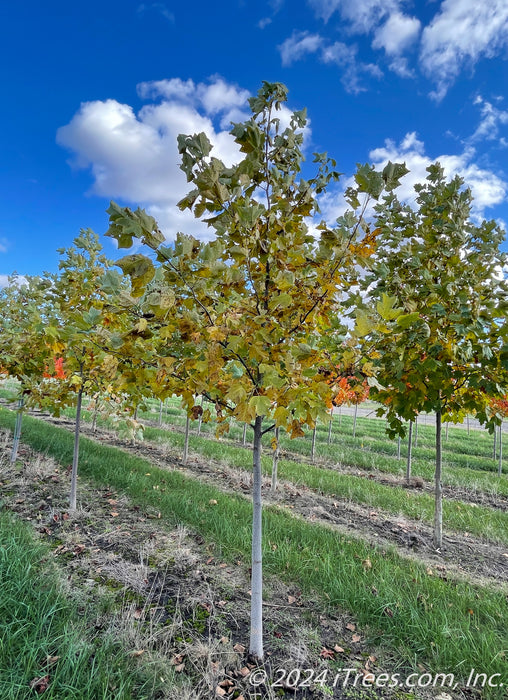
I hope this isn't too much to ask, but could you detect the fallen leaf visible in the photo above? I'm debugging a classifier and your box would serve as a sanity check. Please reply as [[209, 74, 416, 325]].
[[369, 654, 377, 663], [29, 675, 50, 693], [352, 633, 361, 643], [362, 558, 372, 570], [239, 667, 250, 677], [174, 663, 185, 673], [130, 650, 145, 657], [62, 513, 69, 521], [110, 511, 119, 517], [233, 643, 246, 654], [215, 686, 227, 697], [170, 654, 184, 665], [219, 679, 234, 688], [209, 499, 218, 506], [45, 656, 60, 666], [287, 595, 296, 604], [346, 623, 356, 632], [334, 645, 345, 653], [133, 608, 143, 620], [320, 647, 335, 659]]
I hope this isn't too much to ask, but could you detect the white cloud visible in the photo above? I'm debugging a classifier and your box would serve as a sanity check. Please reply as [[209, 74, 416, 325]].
[[469, 96, 508, 145], [321, 41, 383, 93], [372, 12, 420, 56], [278, 31, 323, 66], [420, 0, 508, 100], [320, 130, 507, 224], [309, 0, 396, 32], [0, 237, 8, 254], [57, 77, 312, 241], [369, 132, 507, 215], [57, 78, 249, 240], [278, 32, 382, 93], [0, 274, 27, 289], [137, 3, 175, 23]]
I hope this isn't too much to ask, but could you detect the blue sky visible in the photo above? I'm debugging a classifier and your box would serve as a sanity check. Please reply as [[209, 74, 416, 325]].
[[2, 0, 508, 284]]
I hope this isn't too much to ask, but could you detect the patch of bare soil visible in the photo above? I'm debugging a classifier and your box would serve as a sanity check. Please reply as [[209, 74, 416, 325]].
[[0, 430, 436, 700]]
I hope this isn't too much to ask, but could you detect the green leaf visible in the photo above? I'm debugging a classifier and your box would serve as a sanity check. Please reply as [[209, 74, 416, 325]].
[[116, 254, 155, 298], [376, 293, 402, 321], [396, 312, 420, 329]]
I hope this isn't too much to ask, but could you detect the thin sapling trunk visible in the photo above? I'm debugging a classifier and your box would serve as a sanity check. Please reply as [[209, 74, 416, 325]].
[[434, 410, 443, 550], [250, 415, 264, 661], [352, 403, 358, 438], [10, 397, 24, 464], [406, 420, 413, 482], [70, 387, 84, 511], [183, 414, 190, 464], [327, 411, 333, 445], [498, 421, 503, 477], [311, 423, 317, 462], [271, 426, 280, 492]]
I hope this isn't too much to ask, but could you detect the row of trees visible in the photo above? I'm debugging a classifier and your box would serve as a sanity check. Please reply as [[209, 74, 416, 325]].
[[2, 82, 508, 661]]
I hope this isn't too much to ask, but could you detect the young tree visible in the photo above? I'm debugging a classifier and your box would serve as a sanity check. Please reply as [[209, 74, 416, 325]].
[[0, 275, 53, 461], [105, 82, 403, 660], [359, 164, 508, 549]]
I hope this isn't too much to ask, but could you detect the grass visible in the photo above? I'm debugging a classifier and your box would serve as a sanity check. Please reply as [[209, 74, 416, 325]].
[[0, 509, 170, 699], [138, 425, 508, 546], [1, 407, 507, 696]]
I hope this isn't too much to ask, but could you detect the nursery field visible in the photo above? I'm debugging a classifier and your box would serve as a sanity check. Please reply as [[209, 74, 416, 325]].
[[0, 392, 507, 700]]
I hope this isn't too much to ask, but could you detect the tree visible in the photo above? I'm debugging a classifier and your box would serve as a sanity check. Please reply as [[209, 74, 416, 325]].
[[105, 82, 403, 660], [39, 230, 121, 510], [359, 164, 508, 550], [0, 275, 53, 462]]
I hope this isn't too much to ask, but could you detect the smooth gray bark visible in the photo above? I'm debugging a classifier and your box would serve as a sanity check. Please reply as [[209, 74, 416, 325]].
[[271, 426, 279, 492], [242, 422, 247, 447], [327, 413, 333, 445], [434, 410, 443, 550], [498, 421, 503, 477], [183, 415, 190, 464], [493, 427, 497, 460], [158, 399, 163, 427], [352, 403, 358, 438], [10, 397, 24, 464], [413, 416, 418, 447], [311, 423, 317, 462], [250, 415, 264, 661], [406, 420, 413, 482], [70, 387, 83, 511]]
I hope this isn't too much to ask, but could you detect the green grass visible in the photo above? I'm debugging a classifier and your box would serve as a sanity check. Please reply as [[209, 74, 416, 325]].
[[137, 398, 508, 489], [139, 424, 508, 546], [0, 510, 169, 699], [1, 408, 507, 696]]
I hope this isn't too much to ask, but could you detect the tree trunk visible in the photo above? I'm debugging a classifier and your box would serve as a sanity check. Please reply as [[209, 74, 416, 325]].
[[493, 427, 497, 460], [397, 434, 401, 460], [311, 423, 317, 462], [242, 422, 247, 447], [10, 397, 24, 464], [92, 403, 99, 433], [406, 420, 413, 482], [413, 416, 418, 447], [498, 421, 503, 477], [352, 403, 358, 438], [327, 412, 333, 445], [434, 410, 443, 550], [197, 395, 204, 436], [271, 426, 279, 492], [183, 414, 190, 464], [70, 387, 83, 511], [467, 414, 470, 436], [158, 399, 163, 427], [250, 415, 264, 661]]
